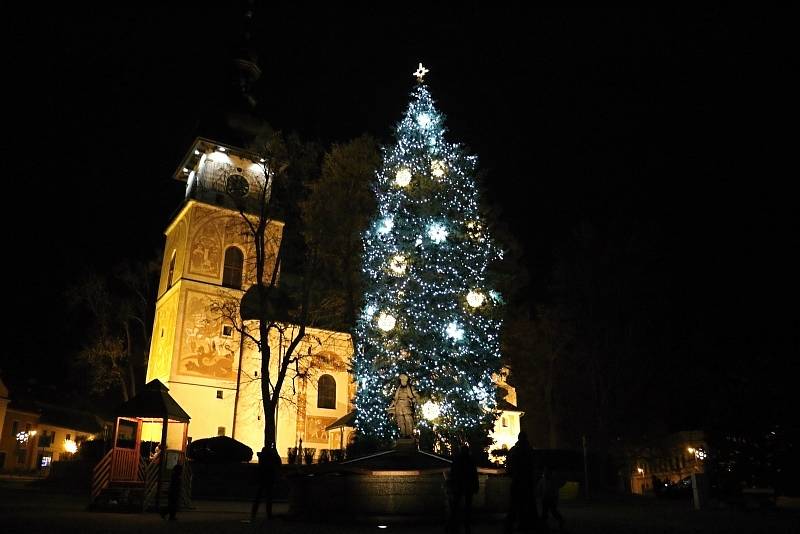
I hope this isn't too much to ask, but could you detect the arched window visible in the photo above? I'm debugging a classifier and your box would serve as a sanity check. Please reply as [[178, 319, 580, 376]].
[[317, 374, 336, 409], [222, 247, 244, 289], [167, 250, 176, 288]]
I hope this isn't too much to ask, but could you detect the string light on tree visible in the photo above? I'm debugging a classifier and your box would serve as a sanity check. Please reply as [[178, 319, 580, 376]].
[[377, 216, 394, 234], [417, 112, 432, 128], [427, 222, 448, 243], [354, 64, 504, 451], [446, 321, 465, 341]]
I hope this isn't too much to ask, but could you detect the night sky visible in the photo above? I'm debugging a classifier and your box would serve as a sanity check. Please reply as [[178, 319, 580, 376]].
[[5, 6, 795, 427]]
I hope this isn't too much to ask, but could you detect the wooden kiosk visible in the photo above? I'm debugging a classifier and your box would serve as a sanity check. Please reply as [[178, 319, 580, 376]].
[[90, 379, 191, 511]]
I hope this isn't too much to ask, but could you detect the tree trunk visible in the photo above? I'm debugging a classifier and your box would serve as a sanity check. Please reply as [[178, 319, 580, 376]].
[[545, 352, 559, 448], [119, 372, 129, 402], [124, 322, 137, 398], [263, 397, 277, 449]]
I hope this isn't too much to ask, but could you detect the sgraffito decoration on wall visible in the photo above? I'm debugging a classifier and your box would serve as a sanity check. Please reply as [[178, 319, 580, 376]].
[[178, 290, 237, 380]]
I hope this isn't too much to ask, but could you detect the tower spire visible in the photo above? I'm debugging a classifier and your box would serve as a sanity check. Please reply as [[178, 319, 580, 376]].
[[194, 0, 267, 149]]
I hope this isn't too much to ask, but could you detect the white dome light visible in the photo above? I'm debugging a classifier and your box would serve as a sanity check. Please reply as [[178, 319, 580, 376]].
[[389, 254, 408, 275], [422, 401, 441, 421], [466, 290, 485, 308], [377, 312, 396, 332], [431, 160, 446, 178], [395, 168, 412, 187]]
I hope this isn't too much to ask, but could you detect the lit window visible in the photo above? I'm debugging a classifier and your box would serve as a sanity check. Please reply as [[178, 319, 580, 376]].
[[222, 247, 244, 289], [317, 375, 336, 409], [41, 456, 52, 467], [167, 250, 176, 288], [39, 431, 54, 448]]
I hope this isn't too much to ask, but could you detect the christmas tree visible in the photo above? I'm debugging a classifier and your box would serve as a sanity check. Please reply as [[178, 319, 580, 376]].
[[354, 65, 504, 453]]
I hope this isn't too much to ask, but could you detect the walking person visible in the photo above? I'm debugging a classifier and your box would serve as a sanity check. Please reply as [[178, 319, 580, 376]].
[[537, 467, 564, 532], [505, 431, 536, 533], [251, 443, 282, 521], [162, 462, 183, 521], [448, 444, 479, 534]]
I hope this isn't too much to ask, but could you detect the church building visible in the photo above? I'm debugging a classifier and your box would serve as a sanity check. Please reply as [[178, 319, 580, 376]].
[[144, 137, 354, 461]]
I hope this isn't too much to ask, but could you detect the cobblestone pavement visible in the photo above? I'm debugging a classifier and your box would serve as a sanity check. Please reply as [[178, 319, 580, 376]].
[[2, 478, 798, 534]]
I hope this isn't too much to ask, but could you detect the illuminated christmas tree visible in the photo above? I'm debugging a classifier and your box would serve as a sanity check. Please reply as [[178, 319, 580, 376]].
[[354, 65, 504, 453]]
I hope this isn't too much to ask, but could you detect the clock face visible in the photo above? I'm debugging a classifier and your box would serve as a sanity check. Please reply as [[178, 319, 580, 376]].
[[225, 174, 249, 198]]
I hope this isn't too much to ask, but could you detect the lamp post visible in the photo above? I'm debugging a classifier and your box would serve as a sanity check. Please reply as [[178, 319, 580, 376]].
[[687, 446, 704, 472], [636, 466, 645, 494]]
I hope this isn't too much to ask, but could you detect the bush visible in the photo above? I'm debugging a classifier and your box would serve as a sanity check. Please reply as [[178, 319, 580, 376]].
[[287, 447, 299, 464], [318, 449, 330, 463], [303, 448, 316, 464]]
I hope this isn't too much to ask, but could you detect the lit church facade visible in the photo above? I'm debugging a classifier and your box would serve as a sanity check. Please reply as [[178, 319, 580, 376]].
[[145, 138, 354, 460], [145, 137, 521, 461]]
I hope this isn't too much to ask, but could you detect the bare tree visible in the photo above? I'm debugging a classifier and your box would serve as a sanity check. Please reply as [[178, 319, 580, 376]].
[[115, 256, 160, 393], [205, 131, 344, 449], [70, 276, 136, 401]]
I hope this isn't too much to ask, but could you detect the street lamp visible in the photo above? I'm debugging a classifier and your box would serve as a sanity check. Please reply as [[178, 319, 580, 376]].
[[687, 446, 703, 472]]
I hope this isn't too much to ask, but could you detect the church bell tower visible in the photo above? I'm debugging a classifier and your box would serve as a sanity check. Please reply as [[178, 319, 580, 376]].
[[145, 138, 284, 444]]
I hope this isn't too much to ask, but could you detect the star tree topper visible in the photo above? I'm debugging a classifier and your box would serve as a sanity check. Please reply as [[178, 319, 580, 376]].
[[413, 62, 429, 82]]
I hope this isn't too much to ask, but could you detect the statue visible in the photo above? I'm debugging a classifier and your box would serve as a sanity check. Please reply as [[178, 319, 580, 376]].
[[387, 373, 418, 438]]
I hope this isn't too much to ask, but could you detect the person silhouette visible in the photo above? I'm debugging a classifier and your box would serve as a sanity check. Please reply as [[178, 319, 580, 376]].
[[538, 466, 564, 531], [149, 442, 162, 461], [162, 462, 183, 521], [505, 431, 535, 533], [449, 444, 479, 534], [251, 443, 282, 520]]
